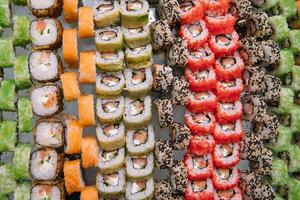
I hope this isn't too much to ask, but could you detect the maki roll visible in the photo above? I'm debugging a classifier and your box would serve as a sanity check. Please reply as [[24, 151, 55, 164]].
[[122, 25, 150, 48], [94, 0, 120, 28], [0, 0, 11, 29], [0, 164, 17, 196], [96, 168, 126, 196], [125, 153, 154, 180], [96, 96, 125, 124], [154, 98, 174, 128], [240, 37, 264, 66], [268, 15, 289, 43], [185, 111, 216, 135], [95, 27, 123, 53], [289, 30, 300, 54], [260, 40, 280, 66], [155, 180, 172, 200], [253, 112, 279, 141], [96, 71, 125, 98], [124, 68, 153, 97], [31, 84, 63, 117], [188, 135, 216, 155], [30, 18, 63, 50], [202, 0, 229, 16], [249, 147, 273, 175], [96, 123, 126, 151], [64, 159, 85, 194], [123, 96, 152, 129], [155, 139, 173, 169], [125, 177, 154, 200], [98, 147, 125, 174], [63, 0, 78, 23], [120, 0, 149, 28], [12, 143, 31, 180], [14, 56, 31, 90], [184, 153, 214, 180], [240, 132, 263, 160], [264, 75, 282, 104], [205, 14, 236, 35], [153, 64, 174, 93], [179, 0, 204, 24], [79, 51, 96, 83], [214, 187, 242, 200], [170, 160, 187, 194], [180, 20, 210, 50], [28, 0, 63, 17], [0, 120, 17, 152], [278, 0, 297, 19], [216, 78, 244, 102], [188, 91, 217, 113], [29, 50, 63, 82], [187, 44, 215, 72], [65, 117, 83, 155], [171, 76, 190, 106], [185, 68, 217, 92], [272, 87, 294, 115], [78, 7, 94, 39], [81, 186, 98, 200], [212, 167, 240, 190], [0, 38, 14, 68], [167, 37, 188, 68], [33, 118, 64, 148], [242, 94, 267, 122], [243, 66, 266, 94], [96, 51, 124, 72], [0, 80, 16, 111], [213, 120, 244, 144], [268, 125, 292, 153], [216, 101, 242, 123], [185, 179, 214, 200], [14, 182, 31, 200], [213, 143, 240, 168], [31, 181, 65, 200], [30, 148, 63, 181], [82, 136, 99, 169], [209, 31, 240, 57], [246, 10, 272, 38], [60, 72, 80, 101], [270, 158, 288, 186], [292, 65, 300, 92], [283, 145, 300, 173], [78, 95, 96, 126], [150, 20, 174, 50], [126, 125, 155, 156], [157, 0, 180, 25], [170, 122, 191, 150], [17, 97, 33, 133], [125, 44, 152, 69], [13, 16, 30, 47]]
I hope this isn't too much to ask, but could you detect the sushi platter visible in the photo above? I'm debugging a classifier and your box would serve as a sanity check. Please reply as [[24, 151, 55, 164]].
[[0, 0, 300, 199]]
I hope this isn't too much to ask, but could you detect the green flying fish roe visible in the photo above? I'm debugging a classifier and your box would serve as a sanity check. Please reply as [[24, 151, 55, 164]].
[[12, 143, 31, 180], [0, 164, 17, 196], [278, 0, 297, 19], [0, 120, 17, 152], [14, 55, 31, 90], [17, 97, 33, 133], [292, 65, 300, 92], [13, 16, 30, 47], [14, 182, 30, 200], [288, 178, 300, 200], [0, 0, 11, 28], [291, 105, 300, 133], [12, 0, 27, 6], [274, 194, 284, 200], [272, 87, 294, 115], [269, 125, 292, 153], [272, 49, 294, 77], [0, 79, 16, 111], [271, 158, 289, 186], [268, 15, 289, 43], [0, 38, 14, 68], [287, 145, 300, 173], [263, 0, 278, 10], [289, 30, 300, 54]]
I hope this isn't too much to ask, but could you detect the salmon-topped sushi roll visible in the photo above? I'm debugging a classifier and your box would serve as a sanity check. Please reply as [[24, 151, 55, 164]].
[[82, 136, 99, 169], [31, 181, 65, 200], [64, 117, 83, 155], [28, 0, 63, 17], [81, 186, 98, 200], [64, 159, 85, 194]]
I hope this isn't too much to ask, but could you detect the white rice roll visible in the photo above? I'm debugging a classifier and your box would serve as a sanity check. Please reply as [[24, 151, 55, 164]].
[[95, 27, 123, 52], [122, 25, 150, 48], [98, 147, 125, 174], [123, 96, 152, 129], [96, 51, 124, 72], [31, 181, 65, 200], [93, 0, 120, 28], [96, 71, 125, 98], [96, 96, 125, 124], [125, 44, 152, 69], [125, 153, 154, 180], [28, 0, 63, 18], [96, 123, 125, 151], [126, 125, 155, 156], [125, 177, 154, 200]]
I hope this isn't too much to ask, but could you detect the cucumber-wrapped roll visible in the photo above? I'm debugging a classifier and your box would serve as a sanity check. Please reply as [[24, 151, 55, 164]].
[[122, 25, 150, 48], [292, 65, 300, 91], [125, 44, 152, 69], [271, 158, 289, 186], [278, 0, 297, 19], [0, 164, 17, 195], [17, 97, 33, 133], [0, 79, 16, 111], [0, 120, 17, 152], [14, 56, 31, 90], [291, 105, 300, 132], [289, 30, 300, 54], [268, 15, 289, 43], [120, 0, 149, 28], [14, 182, 30, 200], [0, 38, 14, 68], [272, 87, 294, 115], [13, 16, 30, 47], [272, 49, 294, 77], [12, 143, 31, 180], [268, 125, 292, 153], [0, 0, 11, 28]]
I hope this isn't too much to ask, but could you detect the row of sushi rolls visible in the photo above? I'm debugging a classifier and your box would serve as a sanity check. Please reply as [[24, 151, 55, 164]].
[[1, 0, 300, 199]]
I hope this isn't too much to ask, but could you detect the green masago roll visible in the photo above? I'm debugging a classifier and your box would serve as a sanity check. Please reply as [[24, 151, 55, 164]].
[[14, 56, 31, 90], [272, 49, 294, 77], [13, 16, 30, 47], [271, 158, 289, 186], [12, 0, 27, 6], [0, 0, 11, 29], [17, 97, 33, 133], [268, 15, 289, 43], [268, 125, 292, 153], [286, 145, 300, 173], [289, 30, 300, 54], [13, 143, 31, 180], [291, 105, 300, 132], [272, 87, 294, 115], [278, 0, 297, 19], [0, 79, 16, 111], [14, 182, 31, 200], [288, 178, 300, 200], [0, 38, 14, 68], [0, 120, 17, 152], [120, 0, 149, 28], [0, 164, 17, 196], [262, 0, 278, 10], [292, 65, 300, 92]]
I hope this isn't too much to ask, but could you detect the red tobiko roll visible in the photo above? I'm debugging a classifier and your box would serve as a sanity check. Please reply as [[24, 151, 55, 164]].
[[202, 0, 229, 16], [185, 68, 217, 92], [187, 44, 215, 72], [213, 143, 240, 168], [209, 31, 240, 57], [205, 14, 236, 35], [185, 179, 214, 200], [216, 78, 244, 102], [184, 153, 213, 180], [212, 167, 240, 190], [185, 111, 216, 135], [188, 135, 215, 155], [213, 120, 244, 144], [216, 101, 243, 123], [179, 0, 204, 24], [214, 186, 243, 200], [188, 91, 217, 113]]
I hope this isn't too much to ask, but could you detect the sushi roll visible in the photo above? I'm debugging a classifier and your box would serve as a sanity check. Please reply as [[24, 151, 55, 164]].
[[153, 64, 174, 93], [243, 66, 266, 94], [28, 0, 63, 17], [123, 96, 152, 129], [264, 75, 282, 104], [249, 147, 273, 176], [268, 15, 289, 43], [157, 0, 180, 25], [278, 0, 297, 19], [62, 31, 79, 65], [260, 40, 280, 66], [60, 72, 80, 101], [170, 160, 187, 194], [240, 37, 265, 66], [125, 44, 152, 69], [292, 65, 300, 92], [30, 18, 63, 50], [270, 158, 289, 186], [29, 50, 63, 82], [120, 0, 149, 28], [253, 112, 279, 142], [31, 181, 65, 200], [82, 136, 99, 169], [30, 148, 63, 181], [185, 111, 216, 135], [268, 125, 292, 153], [96, 71, 125, 98], [282, 145, 300, 173], [30, 84, 63, 117], [64, 159, 85, 194], [170, 122, 190, 150], [215, 52, 244, 81], [0, 164, 17, 196], [214, 187, 242, 200], [96, 51, 124, 72], [188, 134, 216, 155], [125, 153, 154, 180], [216, 78, 244, 102], [13, 16, 30, 47], [81, 186, 98, 200], [96, 96, 125, 124], [150, 20, 174, 50], [205, 13, 236, 35], [17, 97, 33, 133], [242, 94, 267, 122], [180, 20, 210, 50], [167, 37, 188, 68], [171, 76, 190, 106], [289, 30, 300, 54], [240, 132, 264, 160], [96, 168, 126, 196], [185, 179, 214, 200], [0, 79, 16, 111], [213, 120, 244, 144], [14, 182, 31, 200], [202, 0, 229, 16], [0, 120, 17, 152], [216, 101, 242, 123], [98, 147, 125, 174], [65, 117, 83, 155], [125, 177, 154, 200], [33, 118, 64, 148], [0, 38, 14, 68], [209, 31, 240, 57], [246, 10, 272, 38], [63, 0, 78, 23], [95, 27, 123, 53], [78, 7, 94, 39], [212, 167, 240, 190], [154, 98, 174, 128], [213, 143, 240, 168], [79, 51, 96, 83], [179, 0, 204, 24], [12, 143, 31, 180], [155, 139, 173, 169], [14, 55, 31, 90], [99, 196, 125, 200], [0, 0, 11, 29], [126, 125, 155, 156], [96, 123, 126, 151], [188, 91, 217, 113], [184, 153, 214, 180], [122, 25, 150, 48], [124, 68, 153, 97], [272, 87, 294, 115], [187, 44, 215, 72], [185, 68, 217, 92], [94, 0, 120, 28], [155, 180, 172, 200]]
